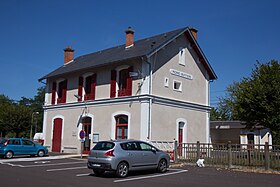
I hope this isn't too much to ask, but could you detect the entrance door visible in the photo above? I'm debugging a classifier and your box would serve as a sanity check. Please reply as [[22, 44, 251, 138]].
[[82, 117, 92, 154], [52, 118, 62, 152], [178, 128, 183, 156]]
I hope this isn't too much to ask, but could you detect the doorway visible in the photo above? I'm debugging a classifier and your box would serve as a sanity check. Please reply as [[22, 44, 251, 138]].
[[52, 118, 62, 152], [82, 117, 92, 154]]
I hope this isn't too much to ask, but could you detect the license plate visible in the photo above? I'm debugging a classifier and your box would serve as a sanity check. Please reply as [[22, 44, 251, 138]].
[[92, 164, 101, 167]]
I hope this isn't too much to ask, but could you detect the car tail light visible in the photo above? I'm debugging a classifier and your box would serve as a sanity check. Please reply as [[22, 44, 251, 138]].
[[4, 140, 9, 147], [104, 150, 114, 157]]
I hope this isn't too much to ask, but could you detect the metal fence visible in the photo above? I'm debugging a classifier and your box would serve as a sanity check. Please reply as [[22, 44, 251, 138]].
[[151, 140, 280, 170]]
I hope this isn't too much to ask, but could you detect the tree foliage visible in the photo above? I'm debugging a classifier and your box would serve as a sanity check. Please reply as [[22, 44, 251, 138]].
[[0, 86, 45, 138], [215, 60, 280, 144]]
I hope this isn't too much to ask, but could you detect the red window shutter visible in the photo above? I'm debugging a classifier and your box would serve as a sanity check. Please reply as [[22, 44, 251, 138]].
[[62, 80, 67, 103], [126, 66, 133, 96], [110, 70, 117, 98], [52, 82, 57, 104], [78, 77, 83, 101], [91, 74, 96, 100]]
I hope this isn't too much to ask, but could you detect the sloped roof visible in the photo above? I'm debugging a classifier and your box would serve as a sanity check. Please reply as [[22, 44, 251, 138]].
[[39, 27, 217, 81]]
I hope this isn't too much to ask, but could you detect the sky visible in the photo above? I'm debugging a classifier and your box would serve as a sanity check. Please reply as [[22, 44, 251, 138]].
[[0, 0, 279, 106]]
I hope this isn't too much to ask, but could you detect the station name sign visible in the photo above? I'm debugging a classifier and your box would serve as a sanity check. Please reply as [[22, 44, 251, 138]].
[[170, 69, 193, 80]]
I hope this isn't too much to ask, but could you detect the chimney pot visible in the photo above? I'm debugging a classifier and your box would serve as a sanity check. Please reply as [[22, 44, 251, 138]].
[[64, 46, 74, 64], [189, 27, 198, 40], [125, 27, 135, 48]]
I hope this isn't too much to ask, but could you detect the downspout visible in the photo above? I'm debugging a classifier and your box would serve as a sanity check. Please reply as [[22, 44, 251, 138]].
[[142, 56, 153, 140]]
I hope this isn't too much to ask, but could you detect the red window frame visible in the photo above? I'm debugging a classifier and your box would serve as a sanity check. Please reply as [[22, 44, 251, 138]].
[[57, 80, 67, 104], [115, 115, 128, 140]]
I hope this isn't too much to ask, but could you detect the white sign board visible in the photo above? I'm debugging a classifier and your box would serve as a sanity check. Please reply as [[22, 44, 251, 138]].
[[170, 69, 193, 80]]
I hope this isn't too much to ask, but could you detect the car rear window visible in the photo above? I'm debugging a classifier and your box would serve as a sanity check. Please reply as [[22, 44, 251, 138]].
[[93, 142, 115, 150], [0, 139, 6, 144]]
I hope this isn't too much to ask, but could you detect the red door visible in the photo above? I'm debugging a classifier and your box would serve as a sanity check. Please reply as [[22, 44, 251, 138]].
[[178, 128, 183, 156], [82, 117, 92, 154], [52, 118, 62, 152]]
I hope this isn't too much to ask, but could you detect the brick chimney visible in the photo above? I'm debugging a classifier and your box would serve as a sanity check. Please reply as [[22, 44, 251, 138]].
[[189, 27, 198, 40], [64, 46, 74, 64], [125, 27, 135, 48]]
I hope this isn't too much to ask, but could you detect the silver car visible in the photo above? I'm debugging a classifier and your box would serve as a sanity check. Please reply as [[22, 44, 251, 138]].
[[87, 140, 170, 177]]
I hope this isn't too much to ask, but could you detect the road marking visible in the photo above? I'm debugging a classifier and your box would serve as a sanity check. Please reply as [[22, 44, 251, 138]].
[[24, 161, 86, 167], [76, 173, 91, 177], [34, 161, 51, 164], [114, 170, 188, 183], [1, 161, 86, 168], [47, 166, 87, 172]]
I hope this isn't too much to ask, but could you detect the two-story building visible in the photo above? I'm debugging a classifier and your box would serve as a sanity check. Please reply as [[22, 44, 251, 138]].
[[39, 26, 217, 154]]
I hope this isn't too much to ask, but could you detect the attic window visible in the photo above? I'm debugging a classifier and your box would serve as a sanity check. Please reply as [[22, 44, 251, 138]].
[[173, 80, 182, 92], [179, 47, 186, 66], [164, 77, 169, 87]]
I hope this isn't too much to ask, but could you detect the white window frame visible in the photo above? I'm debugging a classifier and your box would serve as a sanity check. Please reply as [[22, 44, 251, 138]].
[[179, 47, 186, 66], [173, 80, 182, 92], [164, 77, 169, 87]]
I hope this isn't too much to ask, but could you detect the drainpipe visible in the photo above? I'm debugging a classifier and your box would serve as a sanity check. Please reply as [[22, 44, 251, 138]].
[[142, 56, 153, 140]]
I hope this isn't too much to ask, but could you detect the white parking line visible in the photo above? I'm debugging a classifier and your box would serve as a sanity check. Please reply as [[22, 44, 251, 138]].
[[114, 170, 188, 183], [1, 161, 86, 168], [47, 166, 87, 172], [76, 173, 91, 177]]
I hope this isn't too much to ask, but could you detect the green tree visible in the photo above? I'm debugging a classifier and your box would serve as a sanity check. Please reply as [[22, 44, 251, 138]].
[[219, 60, 280, 144]]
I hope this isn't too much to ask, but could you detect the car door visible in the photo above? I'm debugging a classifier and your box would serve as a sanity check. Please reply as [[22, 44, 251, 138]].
[[122, 142, 143, 169], [21, 139, 37, 155], [138, 142, 158, 168], [8, 139, 21, 155]]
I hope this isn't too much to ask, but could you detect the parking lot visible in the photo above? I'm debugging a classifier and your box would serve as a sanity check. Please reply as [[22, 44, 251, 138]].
[[0, 155, 279, 187]]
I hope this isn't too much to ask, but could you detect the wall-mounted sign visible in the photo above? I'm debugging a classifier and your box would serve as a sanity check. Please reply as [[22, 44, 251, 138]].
[[92, 133, 99, 143], [170, 69, 193, 80]]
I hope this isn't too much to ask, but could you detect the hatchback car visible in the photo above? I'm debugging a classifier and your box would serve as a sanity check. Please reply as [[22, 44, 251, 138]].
[[0, 138, 48, 159], [87, 140, 170, 177]]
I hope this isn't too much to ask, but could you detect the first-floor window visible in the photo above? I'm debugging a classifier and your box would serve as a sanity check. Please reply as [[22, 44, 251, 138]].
[[115, 115, 128, 139]]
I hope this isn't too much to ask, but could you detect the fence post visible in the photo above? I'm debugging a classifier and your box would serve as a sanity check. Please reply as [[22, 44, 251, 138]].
[[196, 141, 200, 160], [174, 140, 178, 163], [264, 142, 270, 170], [227, 141, 232, 169]]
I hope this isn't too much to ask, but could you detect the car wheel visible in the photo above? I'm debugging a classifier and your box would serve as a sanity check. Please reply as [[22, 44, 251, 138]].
[[37, 150, 45, 157], [157, 159, 167, 173], [93, 170, 105, 176], [116, 162, 129, 178], [5, 151, 13, 159]]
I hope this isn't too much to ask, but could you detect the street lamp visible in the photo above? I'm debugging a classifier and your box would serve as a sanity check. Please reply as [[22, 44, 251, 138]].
[[30, 112, 39, 140]]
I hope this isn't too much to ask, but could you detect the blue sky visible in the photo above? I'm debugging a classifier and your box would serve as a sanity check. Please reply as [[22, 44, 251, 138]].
[[0, 0, 279, 106]]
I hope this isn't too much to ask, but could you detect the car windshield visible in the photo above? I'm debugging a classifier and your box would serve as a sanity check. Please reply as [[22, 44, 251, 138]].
[[93, 142, 115, 150]]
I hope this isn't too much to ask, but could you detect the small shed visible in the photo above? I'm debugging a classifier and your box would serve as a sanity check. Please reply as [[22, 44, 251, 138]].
[[210, 121, 272, 145]]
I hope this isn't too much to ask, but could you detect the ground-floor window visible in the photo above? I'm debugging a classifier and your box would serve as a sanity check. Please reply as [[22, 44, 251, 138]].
[[115, 115, 128, 139]]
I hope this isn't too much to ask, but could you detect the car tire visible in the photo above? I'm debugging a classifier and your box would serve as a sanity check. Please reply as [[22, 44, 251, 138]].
[[37, 150, 45, 157], [116, 162, 129, 178], [157, 159, 167, 173], [93, 170, 105, 176], [5, 151, 13, 159]]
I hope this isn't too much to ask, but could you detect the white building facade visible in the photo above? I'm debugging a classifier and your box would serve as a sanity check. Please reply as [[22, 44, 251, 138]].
[[39, 27, 217, 154]]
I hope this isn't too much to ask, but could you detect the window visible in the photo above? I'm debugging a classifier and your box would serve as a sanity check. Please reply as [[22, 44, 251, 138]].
[[93, 142, 115, 150], [179, 47, 186, 66], [22, 139, 34, 146], [84, 74, 96, 101], [57, 80, 67, 104], [164, 77, 169, 87], [139, 142, 153, 151], [173, 80, 182, 92], [121, 142, 140, 151], [110, 66, 133, 98], [115, 115, 128, 139]]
